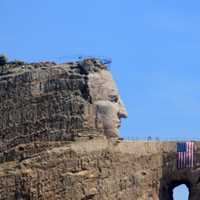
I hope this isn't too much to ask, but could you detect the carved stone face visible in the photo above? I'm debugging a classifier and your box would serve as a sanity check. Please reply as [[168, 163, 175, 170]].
[[88, 69, 128, 137]]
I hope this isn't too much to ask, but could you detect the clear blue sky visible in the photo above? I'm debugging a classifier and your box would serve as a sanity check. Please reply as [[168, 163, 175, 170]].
[[1, 0, 199, 198]]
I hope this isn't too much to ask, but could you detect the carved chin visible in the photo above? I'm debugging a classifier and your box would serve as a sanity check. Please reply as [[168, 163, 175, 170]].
[[104, 127, 119, 138]]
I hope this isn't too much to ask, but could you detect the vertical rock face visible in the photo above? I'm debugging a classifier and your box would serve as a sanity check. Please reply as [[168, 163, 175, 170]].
[[0, 60, 94, 149], [0, 59, 127, 155], [0, 59, 200, 200], [1, 138, 200, 200]]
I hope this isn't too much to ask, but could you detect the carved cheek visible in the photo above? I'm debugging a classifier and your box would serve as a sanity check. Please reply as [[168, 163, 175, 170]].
[[96, 103, 118, 127], [102, 118, 114, 129], [97, 106, 114, 119]]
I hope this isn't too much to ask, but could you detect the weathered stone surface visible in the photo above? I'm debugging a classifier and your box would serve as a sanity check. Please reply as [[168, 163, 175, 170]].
[[0, 59, 127, 154], [1, 139, 200, 200], [0, 59, 199, 200]]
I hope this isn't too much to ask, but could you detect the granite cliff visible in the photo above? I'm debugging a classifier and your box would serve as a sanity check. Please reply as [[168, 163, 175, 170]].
[[0, 58, 199, 200]]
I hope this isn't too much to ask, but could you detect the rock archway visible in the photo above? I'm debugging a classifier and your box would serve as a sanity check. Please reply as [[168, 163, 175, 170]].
[[159, 167, 200, 200], [173, 184, 189, 200], [165, 180, 190, 200], [159, 179, 190, 200]]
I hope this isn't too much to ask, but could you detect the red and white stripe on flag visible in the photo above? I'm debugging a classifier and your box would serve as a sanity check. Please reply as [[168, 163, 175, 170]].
[[177, 141, 194, 169]]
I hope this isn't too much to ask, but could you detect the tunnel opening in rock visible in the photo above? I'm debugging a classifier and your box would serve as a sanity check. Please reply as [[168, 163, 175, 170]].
[[173, 184, 189, 200], [165, 180, 191, 200]]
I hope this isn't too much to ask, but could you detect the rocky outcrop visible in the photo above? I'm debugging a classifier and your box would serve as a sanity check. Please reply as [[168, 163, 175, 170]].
[[0, 60, 95, 152], [1, 138, 200, 200], [0, 59, 199, 199]]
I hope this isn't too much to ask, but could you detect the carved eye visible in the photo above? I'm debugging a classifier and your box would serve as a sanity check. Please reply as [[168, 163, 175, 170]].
[[109, 95, 119, 103]]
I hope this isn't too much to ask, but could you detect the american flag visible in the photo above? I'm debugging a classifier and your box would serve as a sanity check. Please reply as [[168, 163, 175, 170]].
[[177, 141, 194, 169]]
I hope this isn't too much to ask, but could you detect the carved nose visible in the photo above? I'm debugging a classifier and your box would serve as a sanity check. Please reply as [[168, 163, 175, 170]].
[[118, 109, 128, 118], [118, 99, 128, 118]]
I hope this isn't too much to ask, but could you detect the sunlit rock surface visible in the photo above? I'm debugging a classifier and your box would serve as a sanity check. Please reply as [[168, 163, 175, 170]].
[[0, 59, 200, 200]]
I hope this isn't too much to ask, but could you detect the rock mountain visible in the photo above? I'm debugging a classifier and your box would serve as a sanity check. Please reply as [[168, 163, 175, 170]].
[[0, 59, 199, 199]]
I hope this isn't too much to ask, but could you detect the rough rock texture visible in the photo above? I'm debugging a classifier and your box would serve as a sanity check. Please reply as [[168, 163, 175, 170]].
[[1, 138, 200, 200], [0, 59, 199, 200], [0, 58, 127, 152], [0, 60, 96, 152]]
